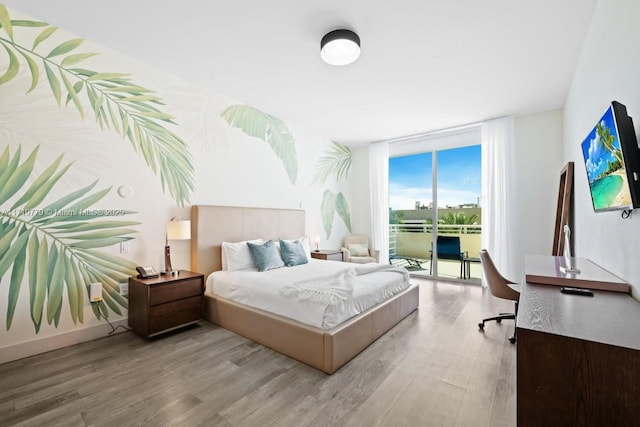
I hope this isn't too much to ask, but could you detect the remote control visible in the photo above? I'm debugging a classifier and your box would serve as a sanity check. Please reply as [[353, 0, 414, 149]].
[[560, 286, 594, 296]]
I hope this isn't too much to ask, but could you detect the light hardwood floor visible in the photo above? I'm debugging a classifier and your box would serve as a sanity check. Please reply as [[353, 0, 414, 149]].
[[0, 279, 517, 426]]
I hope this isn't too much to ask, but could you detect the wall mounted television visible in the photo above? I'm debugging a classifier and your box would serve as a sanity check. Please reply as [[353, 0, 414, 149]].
[[580, 101, 640, 212]]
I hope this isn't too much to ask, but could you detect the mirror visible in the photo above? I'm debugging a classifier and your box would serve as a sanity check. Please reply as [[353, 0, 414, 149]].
[[552, 162, 574, 256]]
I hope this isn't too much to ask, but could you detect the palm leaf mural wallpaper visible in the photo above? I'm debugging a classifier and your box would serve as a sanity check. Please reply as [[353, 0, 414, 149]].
[[0, 6, 181, 333], [220, 106, 353, 238], [0, 145, 138, 332], [221, 104, 298, 185], [0, 5, 355, 349], [314, 142, 353, 238], [0, 6, 195, 206], [320, 190, 352, 239], [311, 141, 352, 186]]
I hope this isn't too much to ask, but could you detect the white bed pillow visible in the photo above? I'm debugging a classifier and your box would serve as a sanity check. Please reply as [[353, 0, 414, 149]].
[[348, 243, 370, 257], [281, 236, 311, 261], [222, 239, 263, 271]]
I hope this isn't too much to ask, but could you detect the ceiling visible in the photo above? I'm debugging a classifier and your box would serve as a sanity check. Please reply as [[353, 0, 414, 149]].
[[4, 0, 597, 145]]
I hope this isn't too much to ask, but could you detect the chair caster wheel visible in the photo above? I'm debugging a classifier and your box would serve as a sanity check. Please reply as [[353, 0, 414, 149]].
[[496, 319, 502, 323], [478, 323, 484, 330], [509, 337, 516, 344]]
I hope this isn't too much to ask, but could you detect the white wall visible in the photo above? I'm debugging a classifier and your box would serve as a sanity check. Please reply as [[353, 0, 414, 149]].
[[511, 110, 565, 279], [564, 0, 640, 298]]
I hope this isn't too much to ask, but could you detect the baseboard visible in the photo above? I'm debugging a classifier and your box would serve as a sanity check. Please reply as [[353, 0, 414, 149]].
[[0, 319, 128, 365]]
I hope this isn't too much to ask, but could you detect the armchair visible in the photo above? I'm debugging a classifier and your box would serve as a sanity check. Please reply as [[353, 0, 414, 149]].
[[341, 235, 380, 264]]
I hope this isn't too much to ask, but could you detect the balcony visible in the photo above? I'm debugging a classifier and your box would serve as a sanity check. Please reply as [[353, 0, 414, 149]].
[[389, 223, 482, 281]]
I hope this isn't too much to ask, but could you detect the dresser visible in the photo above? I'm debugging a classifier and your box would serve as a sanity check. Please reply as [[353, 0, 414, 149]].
[[517, 256, 640, 426], [128, 270, 204, 338]]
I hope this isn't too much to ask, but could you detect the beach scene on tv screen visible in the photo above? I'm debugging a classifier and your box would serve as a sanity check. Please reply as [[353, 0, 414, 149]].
[[581, 106, 632, 210]]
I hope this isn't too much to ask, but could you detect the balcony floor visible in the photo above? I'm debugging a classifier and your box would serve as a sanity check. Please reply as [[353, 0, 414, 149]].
[[390, 258, 482, 282]]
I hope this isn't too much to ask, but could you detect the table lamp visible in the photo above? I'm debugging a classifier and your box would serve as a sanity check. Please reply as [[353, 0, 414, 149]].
[[164, 218, 191, 275]]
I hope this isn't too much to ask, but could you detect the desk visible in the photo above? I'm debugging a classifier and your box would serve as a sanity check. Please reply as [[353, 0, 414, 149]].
[[524, 254, 629, 292], [517, 255, 640, 426]]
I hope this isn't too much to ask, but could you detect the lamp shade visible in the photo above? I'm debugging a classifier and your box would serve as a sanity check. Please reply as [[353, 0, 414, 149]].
[[166, 219, 191, 240], [320, 29, 360, 66]]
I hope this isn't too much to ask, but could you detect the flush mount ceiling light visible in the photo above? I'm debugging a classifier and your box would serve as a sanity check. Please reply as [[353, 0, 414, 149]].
[[320, 29, 361, 66]]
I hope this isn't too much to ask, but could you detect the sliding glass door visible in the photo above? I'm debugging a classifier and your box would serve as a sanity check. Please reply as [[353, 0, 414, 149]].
[[388, 127, 482, 281], [435, 145, 482, 279], [389, 152, 434, 272]]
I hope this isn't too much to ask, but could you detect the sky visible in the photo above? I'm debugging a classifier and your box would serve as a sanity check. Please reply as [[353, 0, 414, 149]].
[[389, 145, 481, 210]]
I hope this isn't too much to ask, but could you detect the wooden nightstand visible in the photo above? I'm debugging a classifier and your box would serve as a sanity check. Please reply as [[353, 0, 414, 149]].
[[310, 250, 343, 262], [128, 270, 204, 338]]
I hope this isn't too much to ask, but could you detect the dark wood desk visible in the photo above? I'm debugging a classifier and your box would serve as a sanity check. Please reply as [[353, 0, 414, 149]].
[[517, 256, 640, 426]]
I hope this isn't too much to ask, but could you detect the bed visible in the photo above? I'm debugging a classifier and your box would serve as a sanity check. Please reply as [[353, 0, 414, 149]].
[[190, 205, 419, 374]]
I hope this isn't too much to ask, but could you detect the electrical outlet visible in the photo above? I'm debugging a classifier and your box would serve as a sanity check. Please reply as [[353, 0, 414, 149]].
[[119, 282, 128, 296], [90, 282, 103, 302], [120, 241, 129, 253]]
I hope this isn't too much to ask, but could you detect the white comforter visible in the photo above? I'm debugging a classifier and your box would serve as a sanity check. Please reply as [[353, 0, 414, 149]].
[[207, 259, 410, 329]]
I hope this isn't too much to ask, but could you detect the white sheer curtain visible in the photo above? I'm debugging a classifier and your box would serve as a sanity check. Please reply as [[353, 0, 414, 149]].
[[369, 141, 389, 264], [481, 117, 516, 284]]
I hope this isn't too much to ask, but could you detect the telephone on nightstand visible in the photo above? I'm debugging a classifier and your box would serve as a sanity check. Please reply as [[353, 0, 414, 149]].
[[136, 266, 159, 279]]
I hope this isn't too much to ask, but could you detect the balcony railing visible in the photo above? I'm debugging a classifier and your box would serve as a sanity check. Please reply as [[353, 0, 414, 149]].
[[389, 223, 483, 279], [389, 223, 481, 236]]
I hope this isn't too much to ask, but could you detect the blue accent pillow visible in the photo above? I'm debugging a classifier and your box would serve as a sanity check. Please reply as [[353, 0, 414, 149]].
[[280, 239, 309, 267], [246, 240, 284, 272]]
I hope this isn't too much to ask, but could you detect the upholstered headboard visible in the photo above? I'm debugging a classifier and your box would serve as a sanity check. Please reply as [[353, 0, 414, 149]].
[[190, 205, 306, 277]]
